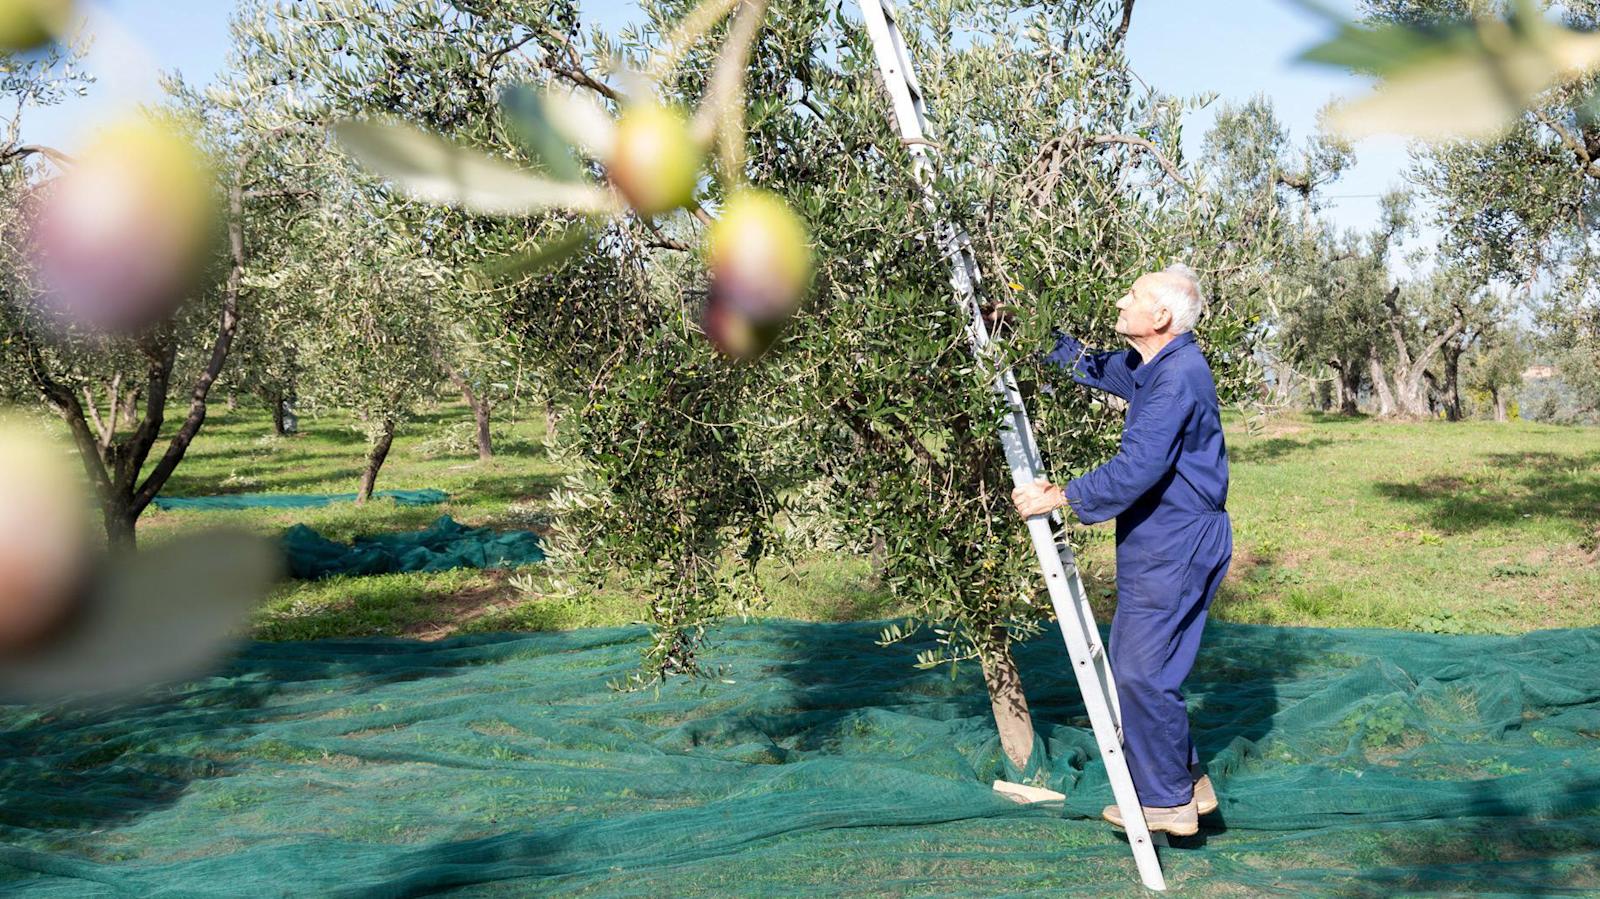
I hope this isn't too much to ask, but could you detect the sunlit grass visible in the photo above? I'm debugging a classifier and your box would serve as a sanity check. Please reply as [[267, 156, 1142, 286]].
[[117, 400, 1600, 639]]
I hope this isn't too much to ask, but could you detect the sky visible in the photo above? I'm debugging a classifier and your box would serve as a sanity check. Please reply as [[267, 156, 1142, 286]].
[[23, 0, 1416, 248]]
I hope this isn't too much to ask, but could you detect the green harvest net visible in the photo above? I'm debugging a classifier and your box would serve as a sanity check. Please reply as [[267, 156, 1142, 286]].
[[152, 489, 449, 512], [281, 516, 546, 579], [2, 620, 1598, 897]]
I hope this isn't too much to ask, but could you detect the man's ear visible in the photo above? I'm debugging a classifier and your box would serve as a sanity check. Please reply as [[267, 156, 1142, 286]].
[[1153, 303, 1173, 333]]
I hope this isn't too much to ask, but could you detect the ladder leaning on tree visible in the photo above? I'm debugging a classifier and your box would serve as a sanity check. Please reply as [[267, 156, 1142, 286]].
[[854, 0, 1170, 890]]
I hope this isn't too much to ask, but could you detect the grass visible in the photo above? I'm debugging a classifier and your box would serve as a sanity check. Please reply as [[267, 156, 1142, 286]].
[[130, 401, 911, 641], [1194, 411, 1600, 632], [121, 401, 1600, 639]]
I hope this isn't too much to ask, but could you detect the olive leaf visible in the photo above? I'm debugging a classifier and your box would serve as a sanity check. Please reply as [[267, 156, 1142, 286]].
[[537, 86, 618, 160], [334, 120, 615, 215], [499, 84, 585, 181], [1294, 0, 1600, 140]]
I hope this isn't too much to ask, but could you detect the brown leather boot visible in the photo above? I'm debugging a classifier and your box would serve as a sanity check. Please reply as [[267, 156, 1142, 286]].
[[1101, 797, 1199, 836], [1194, 774, 1218, 815]]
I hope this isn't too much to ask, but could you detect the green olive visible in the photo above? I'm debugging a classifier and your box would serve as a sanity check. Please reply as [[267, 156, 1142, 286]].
[[703, 190, 810, 358], [31, 117, 217, 334], [608, 103, 701, 217]]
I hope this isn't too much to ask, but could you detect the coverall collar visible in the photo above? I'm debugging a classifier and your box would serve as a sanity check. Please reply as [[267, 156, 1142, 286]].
[[1130, 331, 1195, 388]]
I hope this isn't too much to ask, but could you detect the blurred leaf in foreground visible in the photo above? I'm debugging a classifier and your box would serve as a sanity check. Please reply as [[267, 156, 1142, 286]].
[[1295, 0, 1600, 140]]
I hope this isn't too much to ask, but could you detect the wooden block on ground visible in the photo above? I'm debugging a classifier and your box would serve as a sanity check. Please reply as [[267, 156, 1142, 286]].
[[992, 779, 1066, 804]]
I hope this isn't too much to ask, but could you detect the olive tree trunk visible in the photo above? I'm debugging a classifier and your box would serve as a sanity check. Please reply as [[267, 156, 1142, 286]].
[[356, 416, 398, 504], [435, 349, 493, 460], [19, 283, 240, 552], [1383, 287, 1464, 419], [1368, 351, 1396, 417], [1441, 339, 1464, 421], [979, 625, 1036, 773], [1330, 359, 1360, 415]]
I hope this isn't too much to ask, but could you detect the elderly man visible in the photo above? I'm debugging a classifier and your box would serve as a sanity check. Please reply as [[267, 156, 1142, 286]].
[[1011, 264, 1232, 837]]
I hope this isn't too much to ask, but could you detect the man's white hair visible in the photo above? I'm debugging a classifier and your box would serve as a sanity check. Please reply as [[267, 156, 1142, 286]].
[[1149, 263, 1206, 334]]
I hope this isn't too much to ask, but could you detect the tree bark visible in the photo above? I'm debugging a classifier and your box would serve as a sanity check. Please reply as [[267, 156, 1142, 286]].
[[281, 390, 298, 435], [356, 417, 397, 504], [118, 387, 140, 432], [1492, 388, 1508, 422], [471, 397, 492, 460], [1384, 288, 1464, 419], [1441, 339, 1464, 421], [102, 493, 137, 554], [1368, 351, 1396, 417], [979, 625, 1036, 773], [868, 533, 889, 585], [271, 389, 287, 436], [436, 350, 493, 460], [81, 373, 123, 461], [1331, 359, 1360, 415]]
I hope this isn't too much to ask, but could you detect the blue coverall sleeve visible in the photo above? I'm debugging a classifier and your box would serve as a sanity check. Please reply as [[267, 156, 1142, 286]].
[[1042, 332, 1136, 400], [1064, 374, 1194, 525]]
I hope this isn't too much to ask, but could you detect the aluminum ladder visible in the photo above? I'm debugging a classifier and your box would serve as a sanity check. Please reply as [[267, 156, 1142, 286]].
[[855, 0, 1168, 889]]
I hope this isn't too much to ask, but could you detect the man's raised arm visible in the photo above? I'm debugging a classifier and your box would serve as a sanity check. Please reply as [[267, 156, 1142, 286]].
[[1044, 332, 1137, 399]]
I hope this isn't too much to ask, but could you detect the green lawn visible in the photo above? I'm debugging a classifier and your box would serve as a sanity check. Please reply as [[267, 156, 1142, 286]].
[[131, 403, 1599, 640], [1205, 412, 1600, 632]]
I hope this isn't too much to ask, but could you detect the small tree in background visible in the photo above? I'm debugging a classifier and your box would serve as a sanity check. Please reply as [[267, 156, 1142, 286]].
[[1465, 323, 1530, 421], [278, 197, 445, 502]]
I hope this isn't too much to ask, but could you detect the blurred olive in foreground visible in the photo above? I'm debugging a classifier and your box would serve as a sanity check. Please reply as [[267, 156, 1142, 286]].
[[608, 103, 701, 217], [703, 189, 810, 359], [29, 117, 217, 335], [0, 418, 90, 653], [0, 0, 72, 51]]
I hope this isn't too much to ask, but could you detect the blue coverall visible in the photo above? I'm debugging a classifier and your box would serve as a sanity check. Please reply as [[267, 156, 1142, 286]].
[[1043, 331, 1234, 808]]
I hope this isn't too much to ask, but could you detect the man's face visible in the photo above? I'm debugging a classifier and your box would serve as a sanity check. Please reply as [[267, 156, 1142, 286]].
[[1114, 274, 1169, 338]]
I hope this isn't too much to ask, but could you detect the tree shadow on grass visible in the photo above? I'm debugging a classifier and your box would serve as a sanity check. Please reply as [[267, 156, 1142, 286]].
[[0, 680, 281, 838], [1372, 449, 1600, 535], [156, 467, 372, 498], [1306, 411, 1372, 424], [1229, 436, 1335, 465]]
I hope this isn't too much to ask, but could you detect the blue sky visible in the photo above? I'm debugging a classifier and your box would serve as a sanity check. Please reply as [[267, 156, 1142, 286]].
[[26, 0, 1412, 244]]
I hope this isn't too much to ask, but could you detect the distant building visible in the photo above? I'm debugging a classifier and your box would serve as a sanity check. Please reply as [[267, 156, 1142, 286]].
[[1522, 364, 1556, 380]]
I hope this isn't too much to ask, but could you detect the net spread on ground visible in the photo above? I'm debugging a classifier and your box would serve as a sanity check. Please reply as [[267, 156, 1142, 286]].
[[282, 516, 545, 579], [151, 489, 449, 512], [2, 620, 1597, 896]]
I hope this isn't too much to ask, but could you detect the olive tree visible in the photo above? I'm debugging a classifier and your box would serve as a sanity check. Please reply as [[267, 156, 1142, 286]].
[[0, 36, 317, 548], [526, 0, 1265, 770]]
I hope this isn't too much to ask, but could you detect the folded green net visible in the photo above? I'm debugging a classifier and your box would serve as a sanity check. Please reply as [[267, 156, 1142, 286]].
[[151, 489, 449, 511], [282, 516, 545, 579], [2, 620, 1597, 896]]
